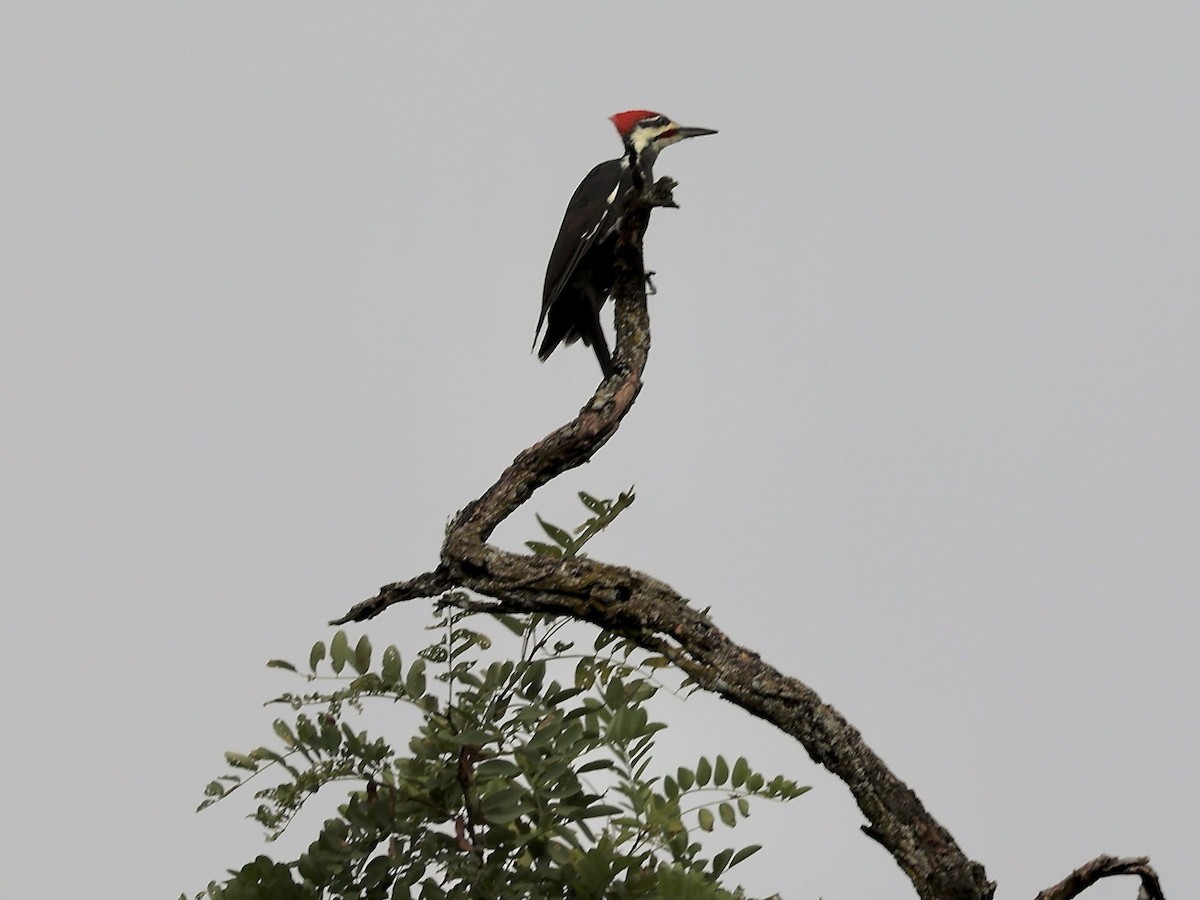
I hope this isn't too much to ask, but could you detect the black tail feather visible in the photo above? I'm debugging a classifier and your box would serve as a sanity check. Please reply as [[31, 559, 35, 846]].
[[536, 285, 615, 380]]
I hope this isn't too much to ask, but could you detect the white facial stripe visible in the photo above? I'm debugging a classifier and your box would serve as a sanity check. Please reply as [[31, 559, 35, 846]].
[[630, 121, 681, 153], [628, 120, 686, 154]]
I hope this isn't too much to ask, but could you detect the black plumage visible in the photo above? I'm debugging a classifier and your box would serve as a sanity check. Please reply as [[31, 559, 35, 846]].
[[534, 158, 633, 380]]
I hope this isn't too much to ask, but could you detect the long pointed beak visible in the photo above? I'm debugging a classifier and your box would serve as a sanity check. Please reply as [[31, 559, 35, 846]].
[[676, 125, 718, 140]]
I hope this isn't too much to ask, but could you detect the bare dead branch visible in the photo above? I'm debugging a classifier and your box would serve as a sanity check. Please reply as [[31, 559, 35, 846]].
[[1035, 855, 1165, 900], [333, 567, 453, 624], [330, 177, 1161, 900]]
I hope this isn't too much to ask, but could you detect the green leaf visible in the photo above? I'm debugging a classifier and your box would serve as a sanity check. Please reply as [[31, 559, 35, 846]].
[[224, 752, 258, 771], [544, 685, 585, 707], [480, 786, 531, 824], [697, 807, 714, 832], [494, 614, 527, 636], [203, 779, 227, 798], [536, 515, 574, 549], [308, 641, 326, 673], [295, 715, 320, 752], [525, 540, 563, 558], [628, 710, 648, 739], [266, 659, 297, 673], [449, 729, 494, 746], [676, 767, 695, 791], [593, 631, 616, 652], [603, 678, 627, 710], [351, 635, 372, 675], [729, 844, 762, 868], [521, 659, 547, 696], [381, 645, 402, 684], [254, 747, 300, 778], [711, 847, 733, 876], [731, 756, 749, 788], [405, 659, 427, 699], [577, 491, 607, 514], [330, 631, 350, 675], [714, 755, 729, 786], [605, 707, 626, 742], [475, 759, 521, 779], [718, 801, 736, 827], [272, 719, 297, 748], [577, 759, 614, 775], [695, 757, 712, 787], [577, 804, 623, 819]]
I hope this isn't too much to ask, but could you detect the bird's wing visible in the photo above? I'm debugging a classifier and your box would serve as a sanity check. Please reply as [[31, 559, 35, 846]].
[[534, 158, 630, 344]]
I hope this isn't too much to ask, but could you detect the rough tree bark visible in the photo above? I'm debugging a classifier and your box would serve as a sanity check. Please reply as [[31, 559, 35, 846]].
[[333, 178, 1164, 900]]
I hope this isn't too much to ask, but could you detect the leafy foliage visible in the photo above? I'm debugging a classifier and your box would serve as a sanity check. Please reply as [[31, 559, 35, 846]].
[[524, 489, 636, 559], [190, 494, 807, 899]]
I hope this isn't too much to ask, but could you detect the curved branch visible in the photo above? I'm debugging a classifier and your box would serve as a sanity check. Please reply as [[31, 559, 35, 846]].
[[1035, 855, 1165, 900], [330, 177, 1156, 900]]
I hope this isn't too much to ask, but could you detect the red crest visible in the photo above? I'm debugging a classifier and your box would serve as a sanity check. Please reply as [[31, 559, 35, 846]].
[[608, 110, 662, 136]]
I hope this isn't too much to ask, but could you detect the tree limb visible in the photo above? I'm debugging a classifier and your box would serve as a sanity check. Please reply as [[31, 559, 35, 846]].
[[1035, 855, 1165, 900], [332, 177, 1160, 900]]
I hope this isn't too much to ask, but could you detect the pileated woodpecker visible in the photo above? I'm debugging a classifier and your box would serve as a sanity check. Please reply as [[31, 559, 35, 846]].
[[533, 110, 717, 379]]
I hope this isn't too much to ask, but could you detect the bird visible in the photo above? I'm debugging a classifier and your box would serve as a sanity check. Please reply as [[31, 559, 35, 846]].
[[533, 110, 717, 380]]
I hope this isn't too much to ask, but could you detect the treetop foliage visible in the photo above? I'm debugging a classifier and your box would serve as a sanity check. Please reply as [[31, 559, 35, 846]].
[[190, 493, 807, 900]]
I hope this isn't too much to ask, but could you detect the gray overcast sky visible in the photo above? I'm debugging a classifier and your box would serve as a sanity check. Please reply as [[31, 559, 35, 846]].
[[2, 4, 1196, 898]]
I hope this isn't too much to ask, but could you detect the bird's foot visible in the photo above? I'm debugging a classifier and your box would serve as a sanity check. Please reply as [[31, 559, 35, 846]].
[[643, 177, 679, 209], [644, 271, 658, 295]]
